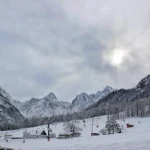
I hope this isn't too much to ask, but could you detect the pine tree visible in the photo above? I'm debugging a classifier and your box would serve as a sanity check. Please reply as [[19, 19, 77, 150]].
[[105, 116, 121, 134]]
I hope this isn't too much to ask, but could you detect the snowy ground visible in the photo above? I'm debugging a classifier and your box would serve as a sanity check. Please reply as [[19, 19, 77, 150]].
[[1, 116, 150, 150]]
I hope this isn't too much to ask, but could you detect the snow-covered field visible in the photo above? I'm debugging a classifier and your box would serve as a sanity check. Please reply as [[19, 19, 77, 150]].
[[1, 116, 150, 150]]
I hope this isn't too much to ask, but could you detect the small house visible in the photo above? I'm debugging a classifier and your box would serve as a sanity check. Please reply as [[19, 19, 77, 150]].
[[12, 132, 23, 139], [24, 129, 47, 139]]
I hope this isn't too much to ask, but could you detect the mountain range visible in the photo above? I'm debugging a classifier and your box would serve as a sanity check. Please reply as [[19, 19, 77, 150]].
[[12, 93, 70, 117], [12, 86, 114, 117], [1, 74, 150, 125], [71, 86, 114, 112]]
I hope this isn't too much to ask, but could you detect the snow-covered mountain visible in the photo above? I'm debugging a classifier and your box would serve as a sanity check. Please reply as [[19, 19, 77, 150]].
[[14, 93, 71, 117], [71, 86, 114, 112], [13, 86, 114, 117], [0, 86, 24, 124], [0, 86, 12, 102]]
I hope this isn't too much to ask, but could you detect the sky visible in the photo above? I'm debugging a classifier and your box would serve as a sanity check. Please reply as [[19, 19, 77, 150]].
[[0, 0, 150, 102]]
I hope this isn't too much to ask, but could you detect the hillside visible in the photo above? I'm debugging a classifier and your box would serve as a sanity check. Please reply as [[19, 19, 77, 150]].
[[0, 87, 24, 125], [81, 75, 150, 118]]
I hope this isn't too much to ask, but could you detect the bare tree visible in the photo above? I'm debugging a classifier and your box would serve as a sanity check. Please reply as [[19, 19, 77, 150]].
[[63, 120, 82, 134]]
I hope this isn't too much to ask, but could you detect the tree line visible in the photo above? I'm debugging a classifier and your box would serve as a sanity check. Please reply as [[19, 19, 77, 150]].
[[1, 97, 150, 131]]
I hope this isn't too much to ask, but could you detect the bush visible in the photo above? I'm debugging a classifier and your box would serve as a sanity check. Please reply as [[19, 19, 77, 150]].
[[50, 133, 56, 138], [100, 128, 107, 135], [115, 124, 122, 133], [63, 120, 82, 134]]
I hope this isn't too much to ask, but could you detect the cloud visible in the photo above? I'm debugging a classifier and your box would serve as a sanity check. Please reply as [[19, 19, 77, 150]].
[[0, 0, 150, 102]]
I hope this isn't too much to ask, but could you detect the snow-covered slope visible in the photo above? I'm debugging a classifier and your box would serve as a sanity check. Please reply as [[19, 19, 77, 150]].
[[11, 100, 22, 109], [1, 116, 150, 150], [0, 86, 12, 102], [71, 86, 114, 112], [0, 86, 24, 124]]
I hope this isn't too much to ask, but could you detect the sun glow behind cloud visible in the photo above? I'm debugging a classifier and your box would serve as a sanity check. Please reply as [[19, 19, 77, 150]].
[[103, 49, 127, 68], [0, 0, 150, 101], [111, 49, 126, 67]]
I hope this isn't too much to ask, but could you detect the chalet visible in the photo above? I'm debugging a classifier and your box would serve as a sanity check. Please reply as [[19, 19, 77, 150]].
[[24, 129, 47, 139]]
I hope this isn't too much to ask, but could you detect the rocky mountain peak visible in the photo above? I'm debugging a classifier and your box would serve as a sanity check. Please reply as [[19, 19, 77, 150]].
[[0, 86, 12, 102], [29, 98, 39, 104], [103, 86, 114, 92], [136, 75, 150, 89], [72, 93, 89, 105], [72, 87, 114, 112], [101, 86, 114, 95], [76, 93, 89, 99], [43, 92, 58, 102]]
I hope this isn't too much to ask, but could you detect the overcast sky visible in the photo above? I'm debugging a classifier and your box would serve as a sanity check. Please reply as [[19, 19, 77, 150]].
[[0, 0, 150, 102]]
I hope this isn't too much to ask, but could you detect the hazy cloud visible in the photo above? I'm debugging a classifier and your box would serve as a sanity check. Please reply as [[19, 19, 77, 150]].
[[0, 0, 150, 101]]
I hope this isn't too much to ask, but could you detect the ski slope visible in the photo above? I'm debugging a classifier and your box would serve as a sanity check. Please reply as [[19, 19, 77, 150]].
[[1, 116, 150, 150]]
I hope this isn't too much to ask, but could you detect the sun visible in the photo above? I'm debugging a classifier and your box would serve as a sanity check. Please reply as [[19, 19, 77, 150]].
[[111, 49, 126, 67], [103, 48, 127, 68]]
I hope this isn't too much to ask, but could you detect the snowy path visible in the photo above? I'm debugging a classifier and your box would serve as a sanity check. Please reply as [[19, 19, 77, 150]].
[[1, 134, 150, 150]]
